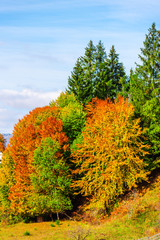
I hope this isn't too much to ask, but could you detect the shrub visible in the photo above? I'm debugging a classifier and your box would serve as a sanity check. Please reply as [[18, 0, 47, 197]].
[[23, 231, 30, 236], [55, 219, 60, 226], [68, 225, 91, 240]]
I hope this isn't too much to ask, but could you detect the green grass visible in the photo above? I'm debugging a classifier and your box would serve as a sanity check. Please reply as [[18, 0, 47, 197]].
[[0, 176, 160, 239], [0, 214, 159, 240]]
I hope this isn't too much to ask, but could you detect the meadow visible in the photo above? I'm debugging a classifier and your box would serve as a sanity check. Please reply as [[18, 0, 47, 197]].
[[0, 208, 159, 240], [1, 174, 160, 240], [0, 218, 146, 240]]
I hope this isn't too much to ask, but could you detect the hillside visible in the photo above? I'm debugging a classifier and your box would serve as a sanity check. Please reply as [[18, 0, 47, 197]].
[[0, 174, 160, 240]]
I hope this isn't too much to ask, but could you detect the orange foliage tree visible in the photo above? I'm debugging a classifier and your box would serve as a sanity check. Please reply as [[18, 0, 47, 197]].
[[72, 96, 149, 211], [0, 106, 69, 218]]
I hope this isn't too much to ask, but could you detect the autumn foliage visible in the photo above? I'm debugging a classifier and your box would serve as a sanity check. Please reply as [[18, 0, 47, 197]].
[[0, 95, 150, 222], [0, 106, 69, 217], [72, 96, 149, 210]]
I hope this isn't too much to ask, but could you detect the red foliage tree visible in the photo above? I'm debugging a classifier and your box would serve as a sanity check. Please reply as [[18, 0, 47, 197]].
[[4, 106, 68, 216]]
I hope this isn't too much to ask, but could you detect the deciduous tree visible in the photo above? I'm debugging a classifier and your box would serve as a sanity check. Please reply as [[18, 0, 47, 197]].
[[72, 96, 149, 211], [0, 106, 69, 218], [50, 92, 86, 144], [30, 138, 72, 219]]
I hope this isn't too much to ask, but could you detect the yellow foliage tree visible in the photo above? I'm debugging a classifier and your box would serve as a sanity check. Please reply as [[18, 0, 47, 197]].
[[72, 96, 149, 210]]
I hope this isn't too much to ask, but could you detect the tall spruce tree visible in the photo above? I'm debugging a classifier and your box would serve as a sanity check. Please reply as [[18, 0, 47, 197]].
[[107, 45, 126, 100], [67, 41, 126, 104], [94, 41, 111, 99], [67, 58, 86, 104], [130, 23, 160, 170], [136, 23, 160, 89], [68, 41, 96, 105], [81, 40, 97, 104]]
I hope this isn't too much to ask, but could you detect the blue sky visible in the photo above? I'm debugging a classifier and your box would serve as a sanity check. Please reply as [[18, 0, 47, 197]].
[[0, 0, 160, 133]]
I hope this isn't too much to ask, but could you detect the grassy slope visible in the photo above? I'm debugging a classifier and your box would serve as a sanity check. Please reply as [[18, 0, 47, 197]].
[[0, 176, 160, 240], [0, 220, 145, 240]]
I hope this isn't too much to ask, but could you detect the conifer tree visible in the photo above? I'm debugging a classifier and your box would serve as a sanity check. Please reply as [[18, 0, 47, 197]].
[[107, 45, 126, 100], [136, 23, 160, 88], [94, 41, 111, 99], [130, 23, 160, 170], [82, 40, 97, 103], [67, 41, 126, 104], [68, 41, 96, 105], [67, 58, 86, 104]]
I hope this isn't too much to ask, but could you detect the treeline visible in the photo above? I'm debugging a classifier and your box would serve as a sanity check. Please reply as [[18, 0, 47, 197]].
[[68, 22, 160, 171], [0, 23, 159, 223], [68, 41, 126, 104]]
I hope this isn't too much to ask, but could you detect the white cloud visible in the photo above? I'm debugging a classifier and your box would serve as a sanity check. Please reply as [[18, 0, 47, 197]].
[[0, 0, 159, 134], [0, 89, 61, 109], [0, 89, 62, 133], [0, 107, 17, 133]]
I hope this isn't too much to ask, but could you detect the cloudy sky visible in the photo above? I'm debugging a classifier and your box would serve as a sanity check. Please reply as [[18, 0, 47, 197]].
[[0, 0, 160, 133]]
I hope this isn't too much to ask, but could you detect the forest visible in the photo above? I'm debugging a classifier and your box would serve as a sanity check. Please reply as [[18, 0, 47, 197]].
[[0, 22, 159, 226]]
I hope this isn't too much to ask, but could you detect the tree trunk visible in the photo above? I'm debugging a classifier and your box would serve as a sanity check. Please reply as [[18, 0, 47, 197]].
[[50, 212, 53, 221], [57, 212, 59, 220], [37, 216, 43, 222]]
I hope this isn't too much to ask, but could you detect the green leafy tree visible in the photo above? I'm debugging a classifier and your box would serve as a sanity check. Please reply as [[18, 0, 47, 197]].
[[50, 92, 86, 144], [30, 138, 72, 219], [130, 23, 160, 170]]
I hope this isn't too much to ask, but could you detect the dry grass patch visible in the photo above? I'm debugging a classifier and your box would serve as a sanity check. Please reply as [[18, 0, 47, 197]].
[[0, 219, 146, 240], [0, 221, 76, 240]]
